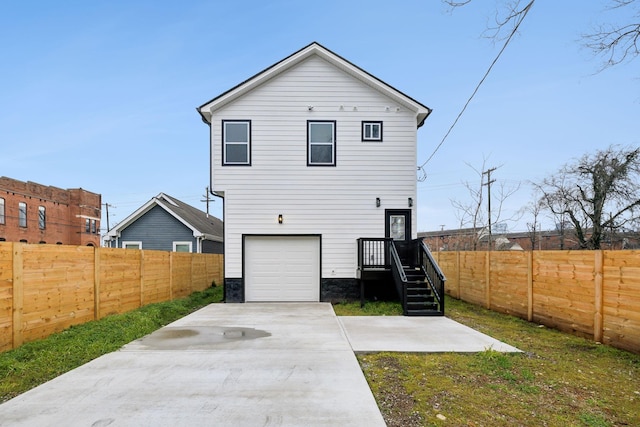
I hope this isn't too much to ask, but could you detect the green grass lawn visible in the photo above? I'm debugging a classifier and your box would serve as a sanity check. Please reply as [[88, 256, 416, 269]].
[[0, 285, 223, 403], [2, 288, 638, 427], [335, 296, 640, 427]]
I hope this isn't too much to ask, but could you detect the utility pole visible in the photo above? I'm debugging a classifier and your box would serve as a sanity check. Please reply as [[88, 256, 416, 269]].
[[201, 186, 211, 217], [103, 203, 114, 232], [482, 167, 497, 250]]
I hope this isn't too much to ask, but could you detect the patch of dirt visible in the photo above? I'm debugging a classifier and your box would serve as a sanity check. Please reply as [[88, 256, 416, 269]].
[[365, 356, 424, 427]]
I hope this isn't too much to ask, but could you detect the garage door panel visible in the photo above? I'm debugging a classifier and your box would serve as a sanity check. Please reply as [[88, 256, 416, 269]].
[[245, 236, 320, 302]]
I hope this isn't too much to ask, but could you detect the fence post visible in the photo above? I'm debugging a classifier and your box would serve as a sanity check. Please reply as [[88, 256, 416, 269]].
[[139, 250, 145, 308], [527, 251, 533, 322], [94, 247, 101, 320], [456, 251, 461, 299], [12, 243, 24, 349], [485, 251, 491, 309], [594, 250, 604, 343], [169, 251, 174, 300]]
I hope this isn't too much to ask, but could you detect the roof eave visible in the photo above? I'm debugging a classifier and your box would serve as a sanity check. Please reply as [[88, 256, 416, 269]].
[[197, 42, 432, 125]]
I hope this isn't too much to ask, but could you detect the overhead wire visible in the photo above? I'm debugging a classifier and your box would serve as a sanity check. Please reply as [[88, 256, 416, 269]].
[[417, 0, 536, 182]]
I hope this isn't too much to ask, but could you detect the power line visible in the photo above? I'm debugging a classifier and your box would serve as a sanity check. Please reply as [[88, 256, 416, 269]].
[[417, 0, 536, 181]]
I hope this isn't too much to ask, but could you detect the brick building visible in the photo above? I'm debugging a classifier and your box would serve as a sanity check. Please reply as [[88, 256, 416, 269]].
[[419, 227, 640, 251], [0, 177, 101, 246]]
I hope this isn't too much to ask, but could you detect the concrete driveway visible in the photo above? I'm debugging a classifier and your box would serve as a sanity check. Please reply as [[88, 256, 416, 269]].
[[0, 303, 518, 426]]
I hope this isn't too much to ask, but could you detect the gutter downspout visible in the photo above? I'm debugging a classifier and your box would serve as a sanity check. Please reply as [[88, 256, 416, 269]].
[[209, 186, 225, 298], [198, 110, 226, 300]]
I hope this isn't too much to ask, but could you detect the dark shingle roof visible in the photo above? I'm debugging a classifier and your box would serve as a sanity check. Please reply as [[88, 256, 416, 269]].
[[106, 193, 223, 242], [155, 193, 223, 241]]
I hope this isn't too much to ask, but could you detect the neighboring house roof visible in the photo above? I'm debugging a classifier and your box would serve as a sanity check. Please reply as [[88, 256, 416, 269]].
[[105, 193, 223, 242], [197, 41, 432, 128]]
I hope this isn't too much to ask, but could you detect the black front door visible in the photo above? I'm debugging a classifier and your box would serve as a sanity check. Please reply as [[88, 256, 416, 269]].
[[385, 209, 412, 265]]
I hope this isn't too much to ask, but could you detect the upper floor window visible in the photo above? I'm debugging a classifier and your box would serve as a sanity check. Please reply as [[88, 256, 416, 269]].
[[91, 219, 97, 234], [18, 202, 27, 227], [38, 206, 46, 229], [308, 121, 336, 166], [222, 120, 251, 165], [85, 218, 90, 233], [362, 121, 383, 142], [0, 198, 4, 225]]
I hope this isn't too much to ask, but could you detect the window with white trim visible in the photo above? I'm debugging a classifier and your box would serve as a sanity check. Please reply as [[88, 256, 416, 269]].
[[173, 241, 192, 253], [123, 241, 142, 249], [362, 121, 382, 142], [308, 121, 336, 166], [222, 120, 251, 165]]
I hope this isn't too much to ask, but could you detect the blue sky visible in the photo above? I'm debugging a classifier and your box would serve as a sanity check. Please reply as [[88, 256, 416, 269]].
[[2, 0, 638, 235]]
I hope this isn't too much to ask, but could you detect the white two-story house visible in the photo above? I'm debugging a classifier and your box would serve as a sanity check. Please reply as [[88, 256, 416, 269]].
[[198, 42, 444, 314]]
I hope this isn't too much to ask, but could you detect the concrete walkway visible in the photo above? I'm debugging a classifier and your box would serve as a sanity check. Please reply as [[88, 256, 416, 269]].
[[338, 316, 521, 353], [0, 303, 518, 426]]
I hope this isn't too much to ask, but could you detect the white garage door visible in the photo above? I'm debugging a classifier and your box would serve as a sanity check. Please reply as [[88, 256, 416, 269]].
[[245, 236, 320, 302]]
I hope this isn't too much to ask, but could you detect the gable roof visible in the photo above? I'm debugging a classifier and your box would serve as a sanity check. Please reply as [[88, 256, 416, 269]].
[[197, 42, 432, 127], [105, 193, 223, 242]]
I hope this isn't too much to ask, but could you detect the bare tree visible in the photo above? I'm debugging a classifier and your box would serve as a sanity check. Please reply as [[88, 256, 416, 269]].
[[451, 160, 521, 250], [444, 0, 640, 70], [583, 0, 640, 69], [520, 195, 544, 249], [535, 145, 640, 249], [443, 0, 535, 41], [451, 162, 485, 250]]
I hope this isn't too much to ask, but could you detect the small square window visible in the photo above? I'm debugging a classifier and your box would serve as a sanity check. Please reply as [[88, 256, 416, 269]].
[[362, 121, 383, 142]]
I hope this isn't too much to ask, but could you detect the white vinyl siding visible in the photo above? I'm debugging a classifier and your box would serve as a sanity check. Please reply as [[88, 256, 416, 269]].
[[210, 56, 418, 279]]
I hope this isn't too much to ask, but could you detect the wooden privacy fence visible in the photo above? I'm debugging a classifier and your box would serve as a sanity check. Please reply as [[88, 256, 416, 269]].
[[0, 242, 224, 352], [435, 250, 640, 354]]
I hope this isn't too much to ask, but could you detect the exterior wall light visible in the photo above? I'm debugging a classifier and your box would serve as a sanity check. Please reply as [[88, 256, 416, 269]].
[[408, 197, 413, 207], [278, 214, 283, 224], [376, 198, 381, 208]]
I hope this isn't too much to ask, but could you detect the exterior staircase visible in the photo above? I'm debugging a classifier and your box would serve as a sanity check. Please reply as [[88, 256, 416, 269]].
[[403, 266, 440, 316], [357, 237, 446, 316]]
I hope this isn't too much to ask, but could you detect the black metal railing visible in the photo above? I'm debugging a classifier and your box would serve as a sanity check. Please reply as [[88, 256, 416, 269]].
[[389, 241, 408, 308], [414, 239, 446, 313], [358, 237, 446, 315], [357, 237, 391, 269]]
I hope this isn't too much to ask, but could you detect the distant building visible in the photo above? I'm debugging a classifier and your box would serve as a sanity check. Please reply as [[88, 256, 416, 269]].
[[104, 193, 223, 253], [0, 176, 101, 246], [419, 226, 640, 251]]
